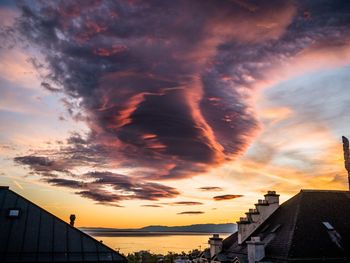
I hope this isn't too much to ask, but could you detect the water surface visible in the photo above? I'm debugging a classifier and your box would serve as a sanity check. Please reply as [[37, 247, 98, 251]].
[[90, 232, 231, 255]]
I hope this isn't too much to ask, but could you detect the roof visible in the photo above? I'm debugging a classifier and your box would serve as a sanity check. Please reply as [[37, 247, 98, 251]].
[[221, 189, 350, 262], [0, 186, 127, 263], [198, 248, 211, 259]]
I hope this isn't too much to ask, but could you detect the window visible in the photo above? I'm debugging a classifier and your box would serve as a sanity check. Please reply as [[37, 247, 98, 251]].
[[322, 221, 334, 230], [8, 209, 20, 218]]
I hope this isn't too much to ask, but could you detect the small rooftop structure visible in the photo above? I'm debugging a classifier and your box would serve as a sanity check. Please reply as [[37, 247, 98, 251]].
[[218, 190, 350, 263], [0, 186, 127, 263]]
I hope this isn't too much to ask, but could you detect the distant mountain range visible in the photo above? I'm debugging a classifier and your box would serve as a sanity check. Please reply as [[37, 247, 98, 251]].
[[81, 223, 237, 236]]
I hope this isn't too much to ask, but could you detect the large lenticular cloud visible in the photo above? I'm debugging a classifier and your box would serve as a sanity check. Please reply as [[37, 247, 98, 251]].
[[13, 0, 350, 204], [16, 0, 294, 175]]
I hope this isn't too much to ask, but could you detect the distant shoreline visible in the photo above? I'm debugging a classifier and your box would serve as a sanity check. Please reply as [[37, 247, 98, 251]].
[[80, 223, 237, 237], [81, 230, 234, 237]]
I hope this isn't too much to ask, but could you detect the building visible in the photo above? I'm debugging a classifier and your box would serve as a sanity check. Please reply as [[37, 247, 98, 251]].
[[0, 186, 127, 263], [206, 190, 350, 263]]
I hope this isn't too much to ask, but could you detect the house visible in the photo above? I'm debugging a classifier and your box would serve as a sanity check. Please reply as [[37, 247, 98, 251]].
[[0, 186, 127, 263], [207, 190, 350, 263]]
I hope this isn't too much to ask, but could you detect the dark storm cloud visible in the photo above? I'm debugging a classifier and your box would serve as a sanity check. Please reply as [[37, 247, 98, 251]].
[[198, 187, 223, 191], [177, 211, 204, 215], [11, 0, 350, 204], [213, 194, 243, 201]]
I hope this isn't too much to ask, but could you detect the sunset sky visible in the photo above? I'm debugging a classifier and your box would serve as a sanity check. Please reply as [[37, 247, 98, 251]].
[[0, 0, 350, 228]]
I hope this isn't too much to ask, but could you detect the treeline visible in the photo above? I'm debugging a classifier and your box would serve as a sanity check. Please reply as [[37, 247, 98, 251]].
[[125, 249, 201, 263]]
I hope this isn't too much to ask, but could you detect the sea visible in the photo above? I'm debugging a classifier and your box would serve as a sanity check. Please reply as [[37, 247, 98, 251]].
[[87, 232, 231, 255]]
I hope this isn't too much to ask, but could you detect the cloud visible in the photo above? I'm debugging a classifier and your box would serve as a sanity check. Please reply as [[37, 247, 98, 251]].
[[213, 194, 243, 201], [177, 211, 205, 215], [15, 153, 179, 205], [8, 0, 350, 204], [141, 205, 162, 208], [41, 82, 61, 92], [15, 155, 53, 167], [45, 178, 84, 188], [14, 155, 66, 173], [11, 0, 298, 181], [67, 171, 179, 204], [198, 187, 223, 191], [163, 201, 203, 206]]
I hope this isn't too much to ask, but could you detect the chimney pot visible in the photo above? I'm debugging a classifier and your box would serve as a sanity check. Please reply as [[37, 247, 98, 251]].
[[247, 236, 265, 263], [69, 214, 76, 227], [209, 234, 223, 258], [251, 236, 261, 242]]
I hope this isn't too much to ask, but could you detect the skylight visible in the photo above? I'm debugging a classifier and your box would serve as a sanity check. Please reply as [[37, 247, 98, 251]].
[[322, 221, 334, 230], [8, 209, 20, 218]]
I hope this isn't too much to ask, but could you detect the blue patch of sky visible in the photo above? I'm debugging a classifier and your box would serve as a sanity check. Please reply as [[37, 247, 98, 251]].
[[264, 66, 350, 138]]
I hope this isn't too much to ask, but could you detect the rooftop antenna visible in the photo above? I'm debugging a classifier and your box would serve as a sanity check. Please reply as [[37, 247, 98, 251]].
[[342, 136, 350, 190]]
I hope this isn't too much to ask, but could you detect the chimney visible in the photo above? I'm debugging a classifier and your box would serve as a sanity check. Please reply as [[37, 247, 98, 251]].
[[342, 136, 350, 190], [70, 214, 76, 227], [264, 191, 279, 204], [208, 234, 223, 258], [247, 236, 265, 263], [237, 191, 279, 244]]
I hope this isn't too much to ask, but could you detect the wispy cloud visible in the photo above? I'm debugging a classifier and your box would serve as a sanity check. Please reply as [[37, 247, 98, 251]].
[[163, 201, 203, 206], [177, 211, 205, 215], [141, 205, 162, 208], [14, 154, 179, 206], [213, 194, 243, 201], [198, 187, 223, 191]]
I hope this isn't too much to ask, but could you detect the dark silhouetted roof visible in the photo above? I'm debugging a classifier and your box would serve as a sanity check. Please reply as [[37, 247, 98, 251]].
[[221, 190, 350, 262], [0, 186, 127, 263]]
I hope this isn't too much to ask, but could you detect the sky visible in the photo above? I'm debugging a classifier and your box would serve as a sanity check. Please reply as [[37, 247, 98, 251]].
[[0, 0, 350, 228]]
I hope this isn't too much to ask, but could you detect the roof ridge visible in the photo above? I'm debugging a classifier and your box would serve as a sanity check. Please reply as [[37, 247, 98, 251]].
[[301, 189, 349, 193], [286, 191, 303, 259]]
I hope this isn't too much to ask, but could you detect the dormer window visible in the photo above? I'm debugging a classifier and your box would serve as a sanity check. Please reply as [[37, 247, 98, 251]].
[[8, 209, 20, 218]]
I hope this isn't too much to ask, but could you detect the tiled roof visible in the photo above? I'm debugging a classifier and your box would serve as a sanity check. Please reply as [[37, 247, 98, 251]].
[[221, 190, 350, 262], [0, 186, 127, 262]]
